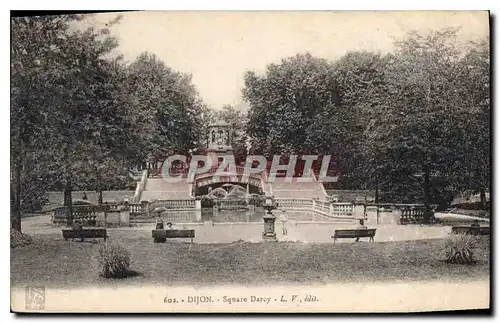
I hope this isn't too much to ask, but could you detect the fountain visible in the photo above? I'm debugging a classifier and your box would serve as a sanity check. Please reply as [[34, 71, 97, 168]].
[[206, 184, 259, 211]]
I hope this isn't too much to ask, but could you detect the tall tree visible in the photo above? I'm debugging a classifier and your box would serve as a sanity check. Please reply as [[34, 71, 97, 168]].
[[242, 53, 340, 157], [307, 51, 389, 189], [361, 28, 487, 213], [453, 38, 490, 209], [11, 15, 82, 230], [11, 14, 131, 229], [126, 52, 205, 172]]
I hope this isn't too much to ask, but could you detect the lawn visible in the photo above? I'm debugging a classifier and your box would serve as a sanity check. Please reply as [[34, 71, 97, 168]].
[[11, 232, 490, 288]]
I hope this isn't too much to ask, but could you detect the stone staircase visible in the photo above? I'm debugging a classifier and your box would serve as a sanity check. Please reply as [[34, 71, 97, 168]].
[[140, 178, 192, 202], [270, 171, 326, 200]]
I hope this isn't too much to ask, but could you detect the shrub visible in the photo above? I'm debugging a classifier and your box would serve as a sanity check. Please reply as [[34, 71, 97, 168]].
[[10, 229, 33, 248], [97, 242, 132, 278], [248, 194, 266, 207], [442, 233, 478, 264]]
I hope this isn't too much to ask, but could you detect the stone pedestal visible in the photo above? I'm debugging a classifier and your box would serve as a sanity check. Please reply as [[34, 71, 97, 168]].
[[96, 211, 106, 227], [119, 209, 130, 227], [378, 207, 401, 225], [365, 206, 378, 224], [262, 214, 277, 241], [352, 203, 365, 220], [141, 201, 149, 217], [106, 211, 120, 227], [262, 214, 276, 241]]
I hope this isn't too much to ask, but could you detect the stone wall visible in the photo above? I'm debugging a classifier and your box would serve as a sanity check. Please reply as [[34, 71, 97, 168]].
[[365, 206, 402, 225], [46, 191, 135, 205], [53, 207, 130, 228]]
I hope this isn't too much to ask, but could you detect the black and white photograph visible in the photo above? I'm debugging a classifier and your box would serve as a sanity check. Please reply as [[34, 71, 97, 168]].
[[9, 10, 490, 313]]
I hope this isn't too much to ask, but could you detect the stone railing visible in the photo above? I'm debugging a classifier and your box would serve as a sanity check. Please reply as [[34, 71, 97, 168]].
[[51, 204, 129, 227], [128, 199, 197, 217], [129, 203, 146, 216], [313, 199, 331, 213], [362, 203, 430, 224], [52, 206, 70, 225], [149, 199, 196, 210], [275, 198, 355, 218], [275, 198, 314, 209], [400, 205, 426, 224], [330, 203, 354, 216], [194, 166, 263, 181]]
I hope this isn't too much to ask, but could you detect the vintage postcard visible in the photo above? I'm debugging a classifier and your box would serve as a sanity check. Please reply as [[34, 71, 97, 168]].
[[10, 10, 490, 313]]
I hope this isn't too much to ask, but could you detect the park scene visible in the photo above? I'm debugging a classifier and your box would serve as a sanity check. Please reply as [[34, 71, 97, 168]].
[[11, 12, 490, 311]]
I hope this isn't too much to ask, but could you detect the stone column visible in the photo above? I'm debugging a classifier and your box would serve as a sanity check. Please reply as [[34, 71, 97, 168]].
[[96, 210, 106, 227], [141, 201, 149, 217], [390, 207, 402, 225], [195, 199, 202, 222], [352, 203, 365, 220], [365, 205, 378, 225], [119, 209, 130, 227]]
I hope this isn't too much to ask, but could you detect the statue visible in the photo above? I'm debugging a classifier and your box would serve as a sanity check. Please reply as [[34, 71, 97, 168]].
[[217, 130, 224, 145]]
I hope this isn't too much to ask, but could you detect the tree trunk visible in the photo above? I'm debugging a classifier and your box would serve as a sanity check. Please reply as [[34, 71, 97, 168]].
[[423, 165, 431, 223], [479, 188, 486, 210], [11, 164, 22, 232], [97, 172, 103, 205], [64, 175, 73, 226]]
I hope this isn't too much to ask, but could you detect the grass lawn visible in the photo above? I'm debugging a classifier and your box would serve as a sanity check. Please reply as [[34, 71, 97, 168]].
[[11, 232, 490, 288]]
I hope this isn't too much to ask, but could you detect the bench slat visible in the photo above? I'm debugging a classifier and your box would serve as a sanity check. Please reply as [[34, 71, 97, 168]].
[[331, 229, 377, 242], [152, 229, 195, 243], [451, 226, 490, 235], [62, 229, 107, 240]]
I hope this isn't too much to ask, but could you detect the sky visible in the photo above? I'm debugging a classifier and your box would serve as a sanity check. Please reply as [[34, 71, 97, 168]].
[[89, 11, 489, 110]]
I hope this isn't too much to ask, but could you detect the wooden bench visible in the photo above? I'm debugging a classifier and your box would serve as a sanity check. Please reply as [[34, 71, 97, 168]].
[[451, 226, 490, 236], [152, 229, 195, 243], [62, 228, 107, 241], [331, 229, 377, 243]]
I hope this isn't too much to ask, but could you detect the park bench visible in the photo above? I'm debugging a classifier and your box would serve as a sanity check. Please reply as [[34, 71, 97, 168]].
[[152, 229, 195, 243], [62, 228, 107, 242], [331, 229, 377, 243], [451, 226, 490, 236]]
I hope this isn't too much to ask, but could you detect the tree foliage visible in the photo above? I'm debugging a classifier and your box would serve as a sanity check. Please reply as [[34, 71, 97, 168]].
[[126, 52, 205, 165], [10, 14, 207, 230], [242, 29, 490, 210], [243, 53, 340, 156]]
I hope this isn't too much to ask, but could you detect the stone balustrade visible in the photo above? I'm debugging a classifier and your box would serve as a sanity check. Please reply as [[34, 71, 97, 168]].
[[275, 198, 314, 209], [330, 203, 354, 216], [50, 204, 130, 227], [314, 200, 331, 213], [149, 199, 196, 210], [275, 198, 355, 217], [129, 203, 144, 215], [400, 205, 426, 224]]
